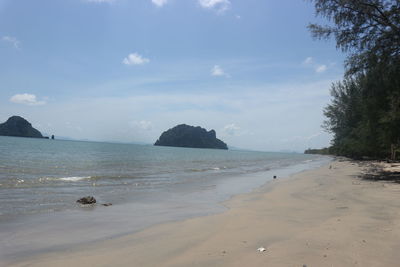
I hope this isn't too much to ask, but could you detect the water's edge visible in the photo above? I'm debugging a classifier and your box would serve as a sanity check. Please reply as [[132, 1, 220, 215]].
[[0, 156, 332, 263]]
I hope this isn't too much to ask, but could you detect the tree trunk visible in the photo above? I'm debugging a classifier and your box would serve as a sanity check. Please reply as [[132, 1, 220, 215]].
[[391, 144, 395, 160]]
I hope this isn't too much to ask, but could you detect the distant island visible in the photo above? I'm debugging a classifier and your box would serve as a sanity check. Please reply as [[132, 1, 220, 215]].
[[154, 124, 228, 150], [0, 116, 44, 138], [304, 147, 331, 155]]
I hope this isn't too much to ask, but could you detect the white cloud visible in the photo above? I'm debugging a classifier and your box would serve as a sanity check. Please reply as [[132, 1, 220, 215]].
[[151, 0, 168, 7], [211, 65, 227, 77], [131, 120, 153, 131], [2, 36, 20, 49], [303, 57, 328, 73], [223, 123, 240, 136], [198, 0, 231, 13], [10, 94, 46, 106], [306, 131, 323, 140], [315, 64, 327, 73], [122, 53, 150, 66], [303, 57, 313, 65]]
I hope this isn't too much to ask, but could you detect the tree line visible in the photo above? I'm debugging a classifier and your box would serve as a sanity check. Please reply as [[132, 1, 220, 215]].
[[309, 0, 400, 159]]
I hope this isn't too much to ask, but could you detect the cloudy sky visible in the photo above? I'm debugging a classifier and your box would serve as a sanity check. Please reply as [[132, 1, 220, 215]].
[[0, 0, 345, 152]]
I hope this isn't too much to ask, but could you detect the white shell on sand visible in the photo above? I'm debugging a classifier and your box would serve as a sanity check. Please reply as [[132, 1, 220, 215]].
[[257, 247, 266, 252]]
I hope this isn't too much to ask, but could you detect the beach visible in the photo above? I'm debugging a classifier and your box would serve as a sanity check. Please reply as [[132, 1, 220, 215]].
[[7, 159, 400, 267], [2, 0, 398, 266]]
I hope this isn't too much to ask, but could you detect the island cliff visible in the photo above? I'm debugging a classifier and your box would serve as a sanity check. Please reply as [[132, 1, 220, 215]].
[[0, 116, 44, 138], [154, 124, 228, 150]]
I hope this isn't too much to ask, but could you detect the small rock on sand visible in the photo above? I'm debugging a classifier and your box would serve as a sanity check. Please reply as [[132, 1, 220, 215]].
[[77, 196, 96, 205]]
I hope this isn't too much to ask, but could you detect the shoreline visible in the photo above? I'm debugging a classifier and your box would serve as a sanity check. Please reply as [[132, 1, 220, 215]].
[[6, 159, 400, 266], [0, 157, 329, 264]]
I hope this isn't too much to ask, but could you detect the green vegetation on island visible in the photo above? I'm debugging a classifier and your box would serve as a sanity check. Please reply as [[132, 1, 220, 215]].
[[0, 116, 44, 138], [309, 0, 400, 160], [154, 124, 228, 150]]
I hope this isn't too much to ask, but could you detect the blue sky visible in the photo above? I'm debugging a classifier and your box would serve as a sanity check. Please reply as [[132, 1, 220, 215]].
[[0, 0, 345, 151]]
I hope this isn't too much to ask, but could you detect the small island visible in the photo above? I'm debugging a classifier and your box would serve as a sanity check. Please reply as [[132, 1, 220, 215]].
[[154, 124, 228, 150], [0, 116, 44, 138]]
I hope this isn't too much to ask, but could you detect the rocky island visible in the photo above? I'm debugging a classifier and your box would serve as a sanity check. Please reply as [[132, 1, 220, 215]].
[[0, 116, 44, 138], [154, 124, 228, 150]]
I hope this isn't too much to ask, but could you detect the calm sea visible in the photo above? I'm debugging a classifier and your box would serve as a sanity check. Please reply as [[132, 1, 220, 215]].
[[0, 136, 330, 260], [0, 136, 326, 217]]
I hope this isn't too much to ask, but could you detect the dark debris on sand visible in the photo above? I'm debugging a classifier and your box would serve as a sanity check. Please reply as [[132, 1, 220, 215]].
[[362, 171, 400, 184], [77, 196, 97, 205], [356, 160, 400, 184]]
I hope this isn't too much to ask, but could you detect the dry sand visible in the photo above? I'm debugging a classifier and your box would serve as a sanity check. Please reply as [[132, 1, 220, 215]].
[[9, 160, 400, 267]]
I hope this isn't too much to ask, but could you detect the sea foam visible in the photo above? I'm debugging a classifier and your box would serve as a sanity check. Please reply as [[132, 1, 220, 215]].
[[58, 176, 91, 182]]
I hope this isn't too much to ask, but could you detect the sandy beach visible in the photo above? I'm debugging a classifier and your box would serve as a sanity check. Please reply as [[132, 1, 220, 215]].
[[8, 159, 400, 267]]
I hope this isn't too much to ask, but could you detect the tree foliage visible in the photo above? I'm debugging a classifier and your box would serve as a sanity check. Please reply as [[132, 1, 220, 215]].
[[309, 0, 400, 74], [309, 0, 400, 159]]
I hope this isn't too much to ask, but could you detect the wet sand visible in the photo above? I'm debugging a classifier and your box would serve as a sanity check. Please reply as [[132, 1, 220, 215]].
[[8, 160, 400, 267]]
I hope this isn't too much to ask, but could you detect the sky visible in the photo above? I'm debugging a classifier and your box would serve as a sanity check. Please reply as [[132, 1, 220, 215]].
[[0, 0, 345, 152]]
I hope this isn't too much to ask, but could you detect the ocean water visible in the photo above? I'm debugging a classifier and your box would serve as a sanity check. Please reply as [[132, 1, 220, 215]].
[[0, 136, 330, 261], [0, 136, 327, 217]]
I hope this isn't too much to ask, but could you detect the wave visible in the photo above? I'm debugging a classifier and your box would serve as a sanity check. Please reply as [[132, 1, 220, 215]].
[[59, 176, 91, 182], [39, 176, 91, 182], [187, 166, 227, 172]]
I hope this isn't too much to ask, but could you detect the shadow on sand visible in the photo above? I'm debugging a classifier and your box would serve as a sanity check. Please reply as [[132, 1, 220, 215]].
[[362, 171, 400, 184], [357, 160, 400, 184]]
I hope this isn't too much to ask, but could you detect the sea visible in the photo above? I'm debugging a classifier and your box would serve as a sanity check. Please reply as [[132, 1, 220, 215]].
[[0, 136, 331, 261]]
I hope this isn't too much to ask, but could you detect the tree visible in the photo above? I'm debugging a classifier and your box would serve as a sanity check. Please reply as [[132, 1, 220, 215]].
[[323, 77, 367, 157], [308, 0, 400, 74], [309, 0, 400, 159]]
